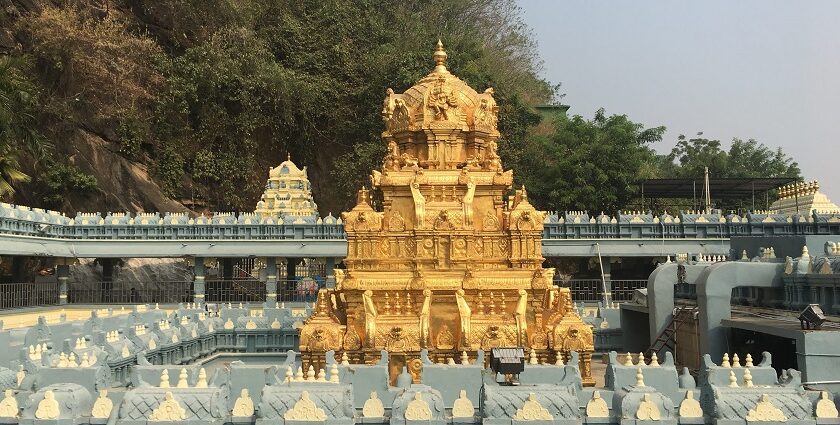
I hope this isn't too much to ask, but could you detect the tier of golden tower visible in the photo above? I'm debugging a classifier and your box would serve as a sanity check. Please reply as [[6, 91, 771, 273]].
[[299, 41, 594, 385]]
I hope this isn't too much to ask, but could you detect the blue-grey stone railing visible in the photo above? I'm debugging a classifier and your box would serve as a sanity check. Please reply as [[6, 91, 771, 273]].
[[2, 203, 839, 242]]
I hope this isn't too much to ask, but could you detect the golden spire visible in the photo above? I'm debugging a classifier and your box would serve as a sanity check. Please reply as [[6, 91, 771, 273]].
[[356, 186, 370, 206], [287, 152, 291, 161], [433, 39, 448, 72]]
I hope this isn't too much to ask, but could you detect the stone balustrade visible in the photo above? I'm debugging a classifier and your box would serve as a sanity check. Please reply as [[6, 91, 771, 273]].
[[2, 202, 840, 243]]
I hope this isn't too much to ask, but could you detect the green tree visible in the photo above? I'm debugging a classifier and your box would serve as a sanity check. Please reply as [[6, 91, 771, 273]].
[[0, 155, 29, 198], [519, 108, 664, 212], [726, 138, 800, 178], [35, 162, 99, 210], [655, 134, 801, 212], [0, 55, 42, 197], [666, 133, 728, 178], [665, 134, 799, 180]]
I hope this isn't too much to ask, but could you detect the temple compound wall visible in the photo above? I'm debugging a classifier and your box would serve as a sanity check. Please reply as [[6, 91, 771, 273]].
[[0, 302, 834, 425]]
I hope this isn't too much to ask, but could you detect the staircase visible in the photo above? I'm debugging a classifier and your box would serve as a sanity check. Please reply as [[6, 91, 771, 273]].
[[646, 305, 698, 359]]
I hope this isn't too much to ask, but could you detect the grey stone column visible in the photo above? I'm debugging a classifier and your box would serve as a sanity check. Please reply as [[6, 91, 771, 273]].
[[57, 263, 70, 305], [193, 257, 205, 305], [599, 256, 612, 304], [325, 257, 336, 289], [266, 257, 277, 304]]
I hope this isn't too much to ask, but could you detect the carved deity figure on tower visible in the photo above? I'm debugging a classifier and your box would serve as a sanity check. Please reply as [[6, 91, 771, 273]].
[[427, 75, 459, 122], [410, 180, 426, 228], [382, 88, 396, 121], [473, 88, 499, 129], [462, 181, 476, 227], [455, 289, 472, 348], [419, 289, 432, 347], [515, 289, 528, 345], [363, 290, 377, 348]]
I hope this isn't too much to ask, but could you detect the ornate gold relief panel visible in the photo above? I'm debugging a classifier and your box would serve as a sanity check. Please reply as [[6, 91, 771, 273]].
[[374, 323, 421, 352], [471, 322, 518, 350]]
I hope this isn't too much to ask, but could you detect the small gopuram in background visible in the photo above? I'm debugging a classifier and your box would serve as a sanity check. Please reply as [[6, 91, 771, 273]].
[[771, 180, 840, 214], [254, 155, 319, 222], [298, 40, 595, 385]]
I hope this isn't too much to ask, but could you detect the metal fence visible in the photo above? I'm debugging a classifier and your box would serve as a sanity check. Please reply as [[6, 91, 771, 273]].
[[205, 279, 321, 303], [555, 279, 648, 303], [67, 281, 192, 304], [205, 280, 265, 303], [0, 282, 59, 309]]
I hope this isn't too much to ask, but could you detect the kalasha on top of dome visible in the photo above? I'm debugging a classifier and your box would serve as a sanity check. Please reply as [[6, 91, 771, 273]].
[[381, 40, 499, 134]]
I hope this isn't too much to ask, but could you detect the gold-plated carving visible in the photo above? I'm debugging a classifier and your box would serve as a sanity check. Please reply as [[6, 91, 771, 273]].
[[298, 40, 593, 385]]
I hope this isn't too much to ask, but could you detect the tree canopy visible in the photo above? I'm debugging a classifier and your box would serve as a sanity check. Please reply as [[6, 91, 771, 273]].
[[5, 0, 555, 213], [2, 0, 804, 215], [518, 108, 665, 213]]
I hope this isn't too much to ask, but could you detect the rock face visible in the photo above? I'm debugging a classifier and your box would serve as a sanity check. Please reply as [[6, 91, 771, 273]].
[[16, 129, 193, 215], [68, 131, 192, 214], [69, 258, 192, 290], [10, 128, 192, 214]]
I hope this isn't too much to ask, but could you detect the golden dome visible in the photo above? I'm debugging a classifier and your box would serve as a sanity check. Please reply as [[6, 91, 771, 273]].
[[381, 40, 497, 134]]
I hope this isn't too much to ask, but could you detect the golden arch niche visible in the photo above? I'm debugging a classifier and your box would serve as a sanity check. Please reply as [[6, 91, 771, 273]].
[[298, 40, 594, 386]]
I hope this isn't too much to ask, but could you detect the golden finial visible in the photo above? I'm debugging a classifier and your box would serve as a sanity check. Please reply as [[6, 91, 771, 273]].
[[356, 186, 370, 206], [433, 39, 448, 72], [287, 152, 291, 161]]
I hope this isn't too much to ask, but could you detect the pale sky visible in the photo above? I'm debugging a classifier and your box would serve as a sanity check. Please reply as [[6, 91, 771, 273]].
[[520, 0, 840, 203]]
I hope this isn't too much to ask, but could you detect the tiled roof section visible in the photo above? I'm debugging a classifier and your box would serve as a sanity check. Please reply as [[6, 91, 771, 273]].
[[482, 384, 580, 419], [709, 388, 812, 421], [257, 384, 354, 420], [118, 388, 227, 421]]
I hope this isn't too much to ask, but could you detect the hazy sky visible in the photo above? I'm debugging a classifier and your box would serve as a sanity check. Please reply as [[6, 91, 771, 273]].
[[519, 0, 840, 203]]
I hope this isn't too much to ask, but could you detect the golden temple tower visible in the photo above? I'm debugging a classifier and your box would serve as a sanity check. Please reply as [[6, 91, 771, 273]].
[[299, 40, 594, 385]]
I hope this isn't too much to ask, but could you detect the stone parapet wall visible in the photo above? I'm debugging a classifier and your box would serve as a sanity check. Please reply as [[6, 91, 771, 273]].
[[3, 202, 840, 243], [0, 302, 835, 425]]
